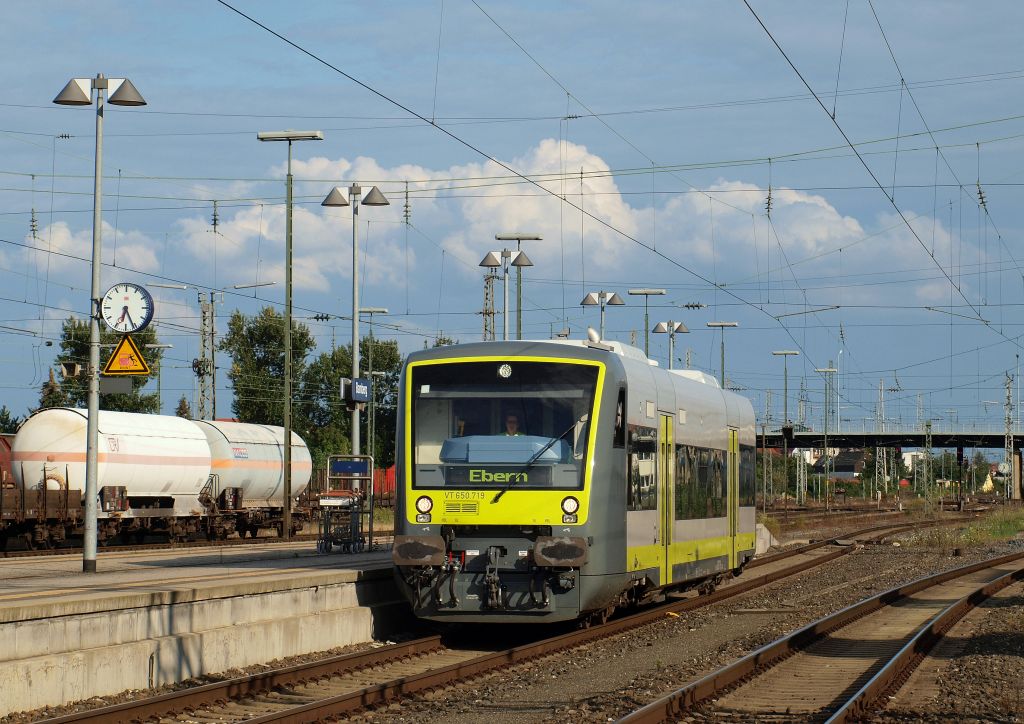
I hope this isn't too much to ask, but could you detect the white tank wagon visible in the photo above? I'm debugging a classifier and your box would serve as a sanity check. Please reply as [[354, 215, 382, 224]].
[[193, 420, 311, 509], [3, 408, 313, 548], [12, 408, 211, 512]]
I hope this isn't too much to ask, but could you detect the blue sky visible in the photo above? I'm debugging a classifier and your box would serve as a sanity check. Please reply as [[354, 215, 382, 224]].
[[2, 1, 1024, 435]]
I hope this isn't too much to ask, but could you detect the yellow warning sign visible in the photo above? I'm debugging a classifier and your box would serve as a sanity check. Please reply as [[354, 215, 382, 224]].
[[102, 335, 151, 376]]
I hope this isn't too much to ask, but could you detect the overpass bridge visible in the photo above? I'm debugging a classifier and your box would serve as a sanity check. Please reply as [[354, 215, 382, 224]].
[[761, 429, 1021, 450]]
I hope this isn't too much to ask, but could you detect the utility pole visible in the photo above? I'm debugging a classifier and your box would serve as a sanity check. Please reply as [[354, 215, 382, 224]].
[[195, 292, 216, 420], [481, 271, 497, 340], [924, 420, 933, 506], [1006, 372, 1016, 499], [816, 363, 837, 512]]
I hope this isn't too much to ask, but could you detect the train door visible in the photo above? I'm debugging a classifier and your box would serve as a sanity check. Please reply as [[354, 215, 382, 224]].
[[727, 428, 739, 566], [659, 413, 673, 584]]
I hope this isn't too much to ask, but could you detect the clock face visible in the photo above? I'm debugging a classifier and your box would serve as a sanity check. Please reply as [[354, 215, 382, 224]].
[[101, 283, 155, 334]]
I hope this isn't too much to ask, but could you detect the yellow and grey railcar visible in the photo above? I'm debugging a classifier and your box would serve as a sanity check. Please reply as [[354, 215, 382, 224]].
[[392, 338, 756, 624]]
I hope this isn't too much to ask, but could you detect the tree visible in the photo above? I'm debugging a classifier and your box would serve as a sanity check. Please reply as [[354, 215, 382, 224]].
[[175, 395, 192, 419], [38, 369, 69, 411], [429, 333, 458, 348], [218, 307, 315, 425], [295, 337, 403, 470], [38, 318, 164, 413], [0, 405, 22, 433]]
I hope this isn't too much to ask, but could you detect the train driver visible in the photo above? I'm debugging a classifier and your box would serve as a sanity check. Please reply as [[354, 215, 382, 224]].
[[504, 413, 522, 436]]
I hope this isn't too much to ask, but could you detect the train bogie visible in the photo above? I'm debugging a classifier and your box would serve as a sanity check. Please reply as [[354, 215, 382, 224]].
[[393, 340, 757, 624]]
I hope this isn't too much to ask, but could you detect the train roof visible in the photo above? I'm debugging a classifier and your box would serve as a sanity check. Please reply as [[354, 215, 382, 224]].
[[404, 339, 721, 388]]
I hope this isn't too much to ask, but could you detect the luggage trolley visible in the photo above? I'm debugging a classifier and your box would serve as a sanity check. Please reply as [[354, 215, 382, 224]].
[[317, 454, 375, 554], [317, 490, 364, 553]]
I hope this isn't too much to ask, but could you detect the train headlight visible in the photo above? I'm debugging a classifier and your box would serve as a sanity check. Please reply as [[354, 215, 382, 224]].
[[561, 496, 580, 514], [415, 496, 433, 513]]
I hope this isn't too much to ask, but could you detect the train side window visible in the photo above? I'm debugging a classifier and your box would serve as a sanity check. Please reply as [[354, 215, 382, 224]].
[[674, 443, 691, 520], [613, 388, 626, 448], [627, 424, 657, 511], [739, 444, 756, 506]]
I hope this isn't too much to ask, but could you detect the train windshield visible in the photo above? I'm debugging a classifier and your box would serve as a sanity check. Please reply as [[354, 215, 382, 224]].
[[410, 360, 599, 490]]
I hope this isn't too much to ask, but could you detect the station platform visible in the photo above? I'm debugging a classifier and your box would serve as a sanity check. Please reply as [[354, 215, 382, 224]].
[[0, 542, 406, 717]]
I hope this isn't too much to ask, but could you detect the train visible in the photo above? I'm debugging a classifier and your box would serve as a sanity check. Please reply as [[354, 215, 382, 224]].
[[1, 407, 312, 550], [391, 338, 757, 624]]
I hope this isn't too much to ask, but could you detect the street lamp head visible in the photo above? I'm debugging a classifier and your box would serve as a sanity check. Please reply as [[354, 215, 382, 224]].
[[321, 187, 350, 207], [495, 233, 542, 241], [53, 78, 92, 105], [628, 288, 667, 296], [257, 130, 324, 142], [707, 321, 738, 328], [606, 292, 625, 306], [581, 292, 600, 306], [772, 350, 800, 356], [54, 76, 147, 106], [360, 307, 389, 314], [652, 322, 669, 334], [361, 186, 390, 206], [479, 251, 502, 268], [510, 250, 533, 267], [107, 79, 146, 106], [673, 322, 689, 333]]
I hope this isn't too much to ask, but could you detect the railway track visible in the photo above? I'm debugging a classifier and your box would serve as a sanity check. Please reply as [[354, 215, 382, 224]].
[[38, 519, 946, 724], [621, 549, 1024, 723]]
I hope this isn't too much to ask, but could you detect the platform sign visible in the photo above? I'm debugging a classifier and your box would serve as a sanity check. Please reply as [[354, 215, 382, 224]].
[[351, 377, 370, 403], [102, 335, 150, 376], [330, 458, 370, 476]]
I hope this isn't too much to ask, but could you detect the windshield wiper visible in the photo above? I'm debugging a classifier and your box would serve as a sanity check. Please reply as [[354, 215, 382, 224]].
[[491, 415, 586, 504]]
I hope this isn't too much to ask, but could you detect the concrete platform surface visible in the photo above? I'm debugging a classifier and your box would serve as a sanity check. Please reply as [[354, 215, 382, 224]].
[[0, 543, 406, 716]]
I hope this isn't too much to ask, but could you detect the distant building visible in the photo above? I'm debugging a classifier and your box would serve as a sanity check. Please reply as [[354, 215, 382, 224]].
[[811, 449, 866, 480]]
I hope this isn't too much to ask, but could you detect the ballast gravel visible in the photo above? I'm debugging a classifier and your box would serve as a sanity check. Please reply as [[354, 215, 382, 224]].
[[385, 540, 1024, 723], [6, 520, 1021, 723]]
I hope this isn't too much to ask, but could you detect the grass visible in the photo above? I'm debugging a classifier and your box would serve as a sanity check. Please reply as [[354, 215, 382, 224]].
[[757, 512, 782, 541], [903, 508, 1024, 549], [372, 505, 395, 530]]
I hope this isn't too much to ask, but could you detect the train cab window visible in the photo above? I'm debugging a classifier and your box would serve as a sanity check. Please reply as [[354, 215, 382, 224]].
[[627, 424, 657, 511], [409, 360, 599, 490]]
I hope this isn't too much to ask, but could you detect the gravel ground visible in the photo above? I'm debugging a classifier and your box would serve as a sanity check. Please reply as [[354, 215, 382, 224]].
[[873, 579, 1024, 723], [7, 519, 1013, 724], [373, 539, 1024, 723]]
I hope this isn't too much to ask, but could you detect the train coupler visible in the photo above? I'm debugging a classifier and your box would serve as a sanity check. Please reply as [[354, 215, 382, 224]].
[[484, 545, 507, 609]]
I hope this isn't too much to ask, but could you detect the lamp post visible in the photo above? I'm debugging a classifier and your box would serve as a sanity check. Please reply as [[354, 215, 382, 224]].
[[772, 350, 799, 513], [258, 130, 323, 539], [816, 364, 838, 512], [479, 247, 531, 340], [360, 306, 388, 458], [652, 321, 689, 369], [54, 73, 146, 573], [581, 291, 625, 340], [628, 288, 667, 356], [706, 321, 738, 387], [495, 234, 541, 340], [322, 183, 390, 460]]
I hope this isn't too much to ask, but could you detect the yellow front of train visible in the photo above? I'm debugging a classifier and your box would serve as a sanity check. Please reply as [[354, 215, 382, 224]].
[[392, 345, 608, 622]]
